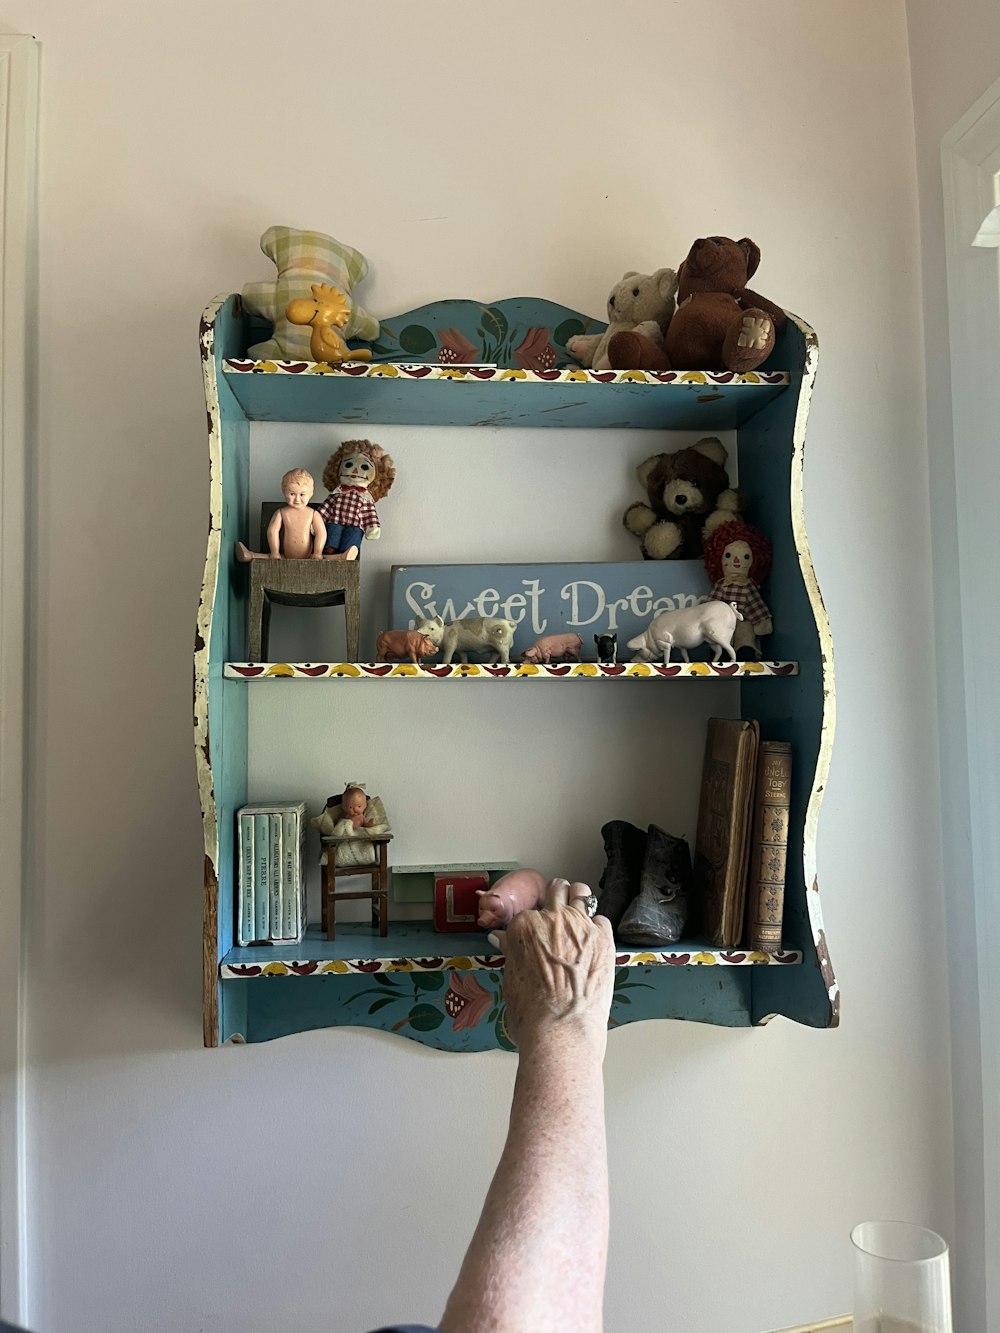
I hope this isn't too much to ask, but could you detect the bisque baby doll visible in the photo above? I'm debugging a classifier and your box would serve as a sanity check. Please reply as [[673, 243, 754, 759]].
[[337, 784, 378, 833], [235, 467, 330, 562], [311, 784, 392, 869]]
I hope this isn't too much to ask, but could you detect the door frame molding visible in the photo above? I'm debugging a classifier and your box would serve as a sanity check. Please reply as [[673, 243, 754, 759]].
[[941, 75, 1000, 1330], [0, 32, 38, 1328]]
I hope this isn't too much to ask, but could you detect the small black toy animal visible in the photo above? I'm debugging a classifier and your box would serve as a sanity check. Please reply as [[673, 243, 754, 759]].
[[594, 632, 617, 665]]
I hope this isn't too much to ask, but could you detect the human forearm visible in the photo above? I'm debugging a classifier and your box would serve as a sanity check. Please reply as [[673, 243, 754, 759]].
[[440, 1027, 608, 1333], [445, 1018, 610, 1333], [439, 893, 614, 1333]]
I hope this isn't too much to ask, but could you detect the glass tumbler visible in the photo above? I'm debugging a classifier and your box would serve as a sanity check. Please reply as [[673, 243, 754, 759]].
[[851, 1220, 953, 1333]]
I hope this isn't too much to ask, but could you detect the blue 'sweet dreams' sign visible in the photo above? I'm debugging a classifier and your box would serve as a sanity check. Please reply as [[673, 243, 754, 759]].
[[390, 563, 713, 654]]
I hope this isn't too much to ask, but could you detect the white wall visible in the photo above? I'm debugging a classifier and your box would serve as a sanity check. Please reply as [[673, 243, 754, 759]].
[[4, 2, 952, 1330], [904, 4, 1000, 1328]]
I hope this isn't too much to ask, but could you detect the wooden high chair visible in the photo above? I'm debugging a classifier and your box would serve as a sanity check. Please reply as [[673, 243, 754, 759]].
[[320, 834, 393, 941]]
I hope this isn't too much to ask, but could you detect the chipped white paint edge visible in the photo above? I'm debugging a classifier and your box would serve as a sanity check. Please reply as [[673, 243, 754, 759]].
[[219, 946, 803, 978], [195, 296, 227, 1048], [222, 661, 800, 680], [787, 310, 838, 1022]]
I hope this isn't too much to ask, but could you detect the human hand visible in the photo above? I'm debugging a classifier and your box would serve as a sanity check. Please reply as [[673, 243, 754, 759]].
[[498, 879, 614, 1056]]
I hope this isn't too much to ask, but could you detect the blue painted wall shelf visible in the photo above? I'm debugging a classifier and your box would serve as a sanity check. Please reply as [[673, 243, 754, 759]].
[[195, 292, 837, 1048]]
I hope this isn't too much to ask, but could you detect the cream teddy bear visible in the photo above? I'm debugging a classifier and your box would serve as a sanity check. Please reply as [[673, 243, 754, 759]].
[[567, 269, 678, 372]]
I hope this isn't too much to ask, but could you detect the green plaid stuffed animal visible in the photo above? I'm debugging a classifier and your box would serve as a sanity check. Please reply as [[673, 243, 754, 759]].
[[242, 225, 380, 361]]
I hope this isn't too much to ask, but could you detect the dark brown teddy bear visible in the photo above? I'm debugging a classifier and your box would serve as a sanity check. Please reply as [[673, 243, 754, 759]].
[[624, 437, 745, 560], [608, 236, 786, 373]]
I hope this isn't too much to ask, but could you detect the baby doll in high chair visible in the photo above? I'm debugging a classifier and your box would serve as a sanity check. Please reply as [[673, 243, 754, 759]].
[[235, 467, 327, 562], [311, 783, 392, 868], [337, 784, 379, 834], [317, 439, 396, 561]]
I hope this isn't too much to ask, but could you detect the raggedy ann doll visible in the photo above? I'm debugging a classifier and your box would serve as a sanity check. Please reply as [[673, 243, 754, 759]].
[[703, 519, 773, 660], [318, 439, 396, 559]]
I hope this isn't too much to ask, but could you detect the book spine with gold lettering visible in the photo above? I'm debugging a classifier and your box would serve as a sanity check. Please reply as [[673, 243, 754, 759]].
[[746, 741, 793, 953]]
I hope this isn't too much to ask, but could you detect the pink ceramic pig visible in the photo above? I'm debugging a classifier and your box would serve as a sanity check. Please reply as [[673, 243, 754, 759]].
[[476, 869, 592, 930], [520, 632, 584, 664], [376, 629, 440, 664], [476, 869, 547, 929]]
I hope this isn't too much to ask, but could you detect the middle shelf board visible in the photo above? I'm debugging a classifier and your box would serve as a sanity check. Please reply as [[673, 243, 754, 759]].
[[220, 924, 803, 978], [224, 661, 800, 680], [222, 359, 791, 430]]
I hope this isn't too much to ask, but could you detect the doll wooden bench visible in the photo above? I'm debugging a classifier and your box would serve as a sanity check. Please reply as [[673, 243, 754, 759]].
[[320, 833, 392, 941], [246, 501, 361, 660]]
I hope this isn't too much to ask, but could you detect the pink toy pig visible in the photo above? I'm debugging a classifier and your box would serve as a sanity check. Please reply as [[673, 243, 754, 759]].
[[520, 632, 584, 664], [476, 868, 592, 929]]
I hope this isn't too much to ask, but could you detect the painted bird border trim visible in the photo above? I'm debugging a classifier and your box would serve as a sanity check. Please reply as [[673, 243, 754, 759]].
[[220, 947, 803, 978], [224, 358, 790, 387], [225, 661, 800, 680]]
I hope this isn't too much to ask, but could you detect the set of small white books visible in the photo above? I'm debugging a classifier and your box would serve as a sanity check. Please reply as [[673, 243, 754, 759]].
[[237, 801, 307, 945]]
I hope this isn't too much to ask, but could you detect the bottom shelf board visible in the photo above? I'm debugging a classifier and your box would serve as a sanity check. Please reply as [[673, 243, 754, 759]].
[[220, 923, 802, 978]]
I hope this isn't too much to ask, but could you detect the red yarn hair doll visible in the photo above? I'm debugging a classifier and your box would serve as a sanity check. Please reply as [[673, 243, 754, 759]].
[[704, 520, 773, 660]]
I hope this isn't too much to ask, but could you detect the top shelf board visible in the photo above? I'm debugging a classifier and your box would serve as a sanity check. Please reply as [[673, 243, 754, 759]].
[[222, 358, 791, 430], [212, 294, 794, 430]]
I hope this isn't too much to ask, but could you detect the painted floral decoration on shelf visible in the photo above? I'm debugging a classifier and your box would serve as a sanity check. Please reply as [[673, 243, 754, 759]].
[[366, 300, 589, 370]]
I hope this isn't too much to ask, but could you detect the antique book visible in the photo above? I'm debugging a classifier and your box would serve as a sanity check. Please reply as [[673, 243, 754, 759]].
[[746, 741, 793, 953], [694, 717, 760, 948]]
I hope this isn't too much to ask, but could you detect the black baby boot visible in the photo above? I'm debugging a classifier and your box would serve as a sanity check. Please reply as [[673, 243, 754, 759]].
[[618, 824, 692, 946], [596, 820, 647, 930]]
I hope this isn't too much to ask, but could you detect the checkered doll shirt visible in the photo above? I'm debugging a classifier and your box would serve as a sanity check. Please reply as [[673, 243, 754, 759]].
[[319, 485, 380, 533], [709, 580, 769, 625]]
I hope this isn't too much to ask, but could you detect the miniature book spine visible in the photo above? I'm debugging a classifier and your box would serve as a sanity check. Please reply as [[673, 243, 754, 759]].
[[268, 813, 283, 940], [253, 813, 270, 942], [238, 812, 255, 946], [297, 813, 307, 938], [746, 741, 793, 953], [281, 809, 299, 940]]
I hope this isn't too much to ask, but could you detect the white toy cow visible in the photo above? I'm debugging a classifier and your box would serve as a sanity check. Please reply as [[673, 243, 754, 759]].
[[627, 601, 743, 664], [415, 614, 517, 665]]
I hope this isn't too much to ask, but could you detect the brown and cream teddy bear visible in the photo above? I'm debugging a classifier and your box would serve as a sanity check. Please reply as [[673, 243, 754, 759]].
[[567, 268, 678, 371], [608, 236, 786, 373], [624, 437, 745, 560]]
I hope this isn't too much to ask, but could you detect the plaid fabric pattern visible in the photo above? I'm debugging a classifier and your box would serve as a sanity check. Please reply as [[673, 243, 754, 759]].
[[319, 486, 379, 532], [242, 226, 380, 361], [710, 580, 770, 626]]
